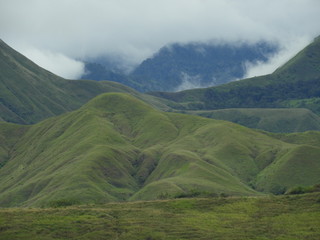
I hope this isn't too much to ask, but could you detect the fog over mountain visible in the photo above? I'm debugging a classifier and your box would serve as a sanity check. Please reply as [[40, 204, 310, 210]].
[[1, 0, 320, 79]]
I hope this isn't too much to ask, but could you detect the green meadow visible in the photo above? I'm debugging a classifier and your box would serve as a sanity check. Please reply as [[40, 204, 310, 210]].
[[0, 193, 319, 240]]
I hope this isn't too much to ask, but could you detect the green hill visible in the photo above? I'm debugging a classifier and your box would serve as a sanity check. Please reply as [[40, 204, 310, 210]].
[[187, 108, 320, 133], [0, 93, 319, 207], [149, 36, 320, 114], [0, 39, 170, 124]]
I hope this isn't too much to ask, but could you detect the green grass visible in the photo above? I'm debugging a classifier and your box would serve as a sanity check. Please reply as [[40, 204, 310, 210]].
[[0, 193, 319, 239], [0, 93, 319, 206]]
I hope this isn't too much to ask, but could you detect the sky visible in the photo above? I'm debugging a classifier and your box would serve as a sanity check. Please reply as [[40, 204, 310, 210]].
[[1, 0, 320, 79]]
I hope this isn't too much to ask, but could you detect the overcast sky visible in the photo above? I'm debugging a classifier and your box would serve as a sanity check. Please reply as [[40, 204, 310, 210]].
[[1, 0, 320, 79]]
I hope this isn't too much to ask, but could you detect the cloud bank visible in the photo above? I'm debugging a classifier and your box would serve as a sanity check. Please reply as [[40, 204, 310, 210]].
[[1, 0, 320, 78], [17, 46, 85, 79], [244, 36, 312, 78]]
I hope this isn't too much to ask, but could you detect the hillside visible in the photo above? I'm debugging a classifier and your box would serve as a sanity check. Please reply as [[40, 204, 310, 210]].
[[187, 108, 320, 133], [0, 93, 319, 207], [0, 39, 169, 124], [0, 193, 319, 239], [150, 36, 320, 114]]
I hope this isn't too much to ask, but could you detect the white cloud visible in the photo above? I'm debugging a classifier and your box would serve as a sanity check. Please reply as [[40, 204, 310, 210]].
[[244, 37, 312, 78], [18, 47, 85, 79], [1, 0, 320, 77], [174, 72, 204, 92]]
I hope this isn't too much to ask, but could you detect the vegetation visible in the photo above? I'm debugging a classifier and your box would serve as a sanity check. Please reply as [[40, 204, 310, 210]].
[[0, 193, 319, 239], [286, 184, 320, 195], [0, 93, 319, 207]]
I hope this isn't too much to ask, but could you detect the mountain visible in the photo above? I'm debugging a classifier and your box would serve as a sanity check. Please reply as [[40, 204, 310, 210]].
[[0, 93, 319, 207], [2, 37, 320, 134], [0, 39, 170, 124], [148, 36, 320, 132], [130, 41, 277, 91], [150, 36, 320, 112]]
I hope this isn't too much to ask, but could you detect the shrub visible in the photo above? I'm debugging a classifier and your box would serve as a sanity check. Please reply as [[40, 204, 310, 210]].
[[285, 184, 320, 195], [48, 199, 80, 208]]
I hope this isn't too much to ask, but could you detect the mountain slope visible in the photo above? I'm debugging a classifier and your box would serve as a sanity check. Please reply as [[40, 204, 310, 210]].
[[0, 93, 319, 207], [187, 108, 320, 133], [150, 36, 320, 113], [0, 39, 170, 124]]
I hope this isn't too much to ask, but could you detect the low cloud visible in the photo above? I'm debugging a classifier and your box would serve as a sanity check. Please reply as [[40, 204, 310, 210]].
[[175, 72, 205, 92], [244, 37, 312, 78], [18, 47, 85, 79], [1, 0, 320, 77]]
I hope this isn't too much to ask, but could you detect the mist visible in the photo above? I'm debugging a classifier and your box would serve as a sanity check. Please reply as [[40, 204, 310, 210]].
[[1, 0, 320, 79]]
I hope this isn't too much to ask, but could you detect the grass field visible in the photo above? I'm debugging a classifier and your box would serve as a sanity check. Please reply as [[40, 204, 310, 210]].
[[0, 193, 319, 240]]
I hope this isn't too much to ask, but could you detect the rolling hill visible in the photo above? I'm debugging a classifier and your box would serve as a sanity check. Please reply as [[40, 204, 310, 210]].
[[0, 39, 170, 124], [0, 93, 319, 207]]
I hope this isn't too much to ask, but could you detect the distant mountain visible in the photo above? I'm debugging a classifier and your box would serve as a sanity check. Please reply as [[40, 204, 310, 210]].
[[0, 93, 319, 207], [150, 36, 320, 119], [80, 42, 277, 92], [130, 42, 277, 91], [81, 62, 143, 91], [0, 39, 168, 124]]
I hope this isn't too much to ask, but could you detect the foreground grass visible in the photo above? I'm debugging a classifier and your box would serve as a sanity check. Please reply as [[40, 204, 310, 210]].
[[0, 193, 319, 240]]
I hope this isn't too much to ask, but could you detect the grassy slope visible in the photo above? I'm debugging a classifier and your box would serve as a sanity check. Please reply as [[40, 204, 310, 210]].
[[149, 36, 320, 122], [0, 93, 319, 207], [0, 193, 319, 240], [0, 39, 172, 124], [186, 108, 320, 133]]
